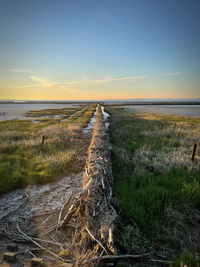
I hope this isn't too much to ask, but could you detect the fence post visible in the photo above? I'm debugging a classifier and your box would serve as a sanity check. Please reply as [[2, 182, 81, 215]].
[[40, 135, 45, 156], [191, 144, 197, 162]]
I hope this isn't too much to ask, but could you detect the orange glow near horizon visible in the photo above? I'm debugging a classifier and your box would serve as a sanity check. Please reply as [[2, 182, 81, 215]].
[[0, 83, 199, 101]]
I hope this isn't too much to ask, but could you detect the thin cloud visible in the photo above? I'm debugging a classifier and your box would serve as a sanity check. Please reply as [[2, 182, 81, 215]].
[[65, 75, 149, 85], [11, 68, 32, 74], [30, 75, 48, 83], [18, 75, 77, 92], [162, 72, 182, 77], [16, 73, 149, 91], [40, 82, 76, 92]]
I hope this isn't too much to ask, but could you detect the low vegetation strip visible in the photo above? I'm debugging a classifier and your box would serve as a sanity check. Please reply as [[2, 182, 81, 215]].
[[107, 107, 200, 266], [25, 105, 84, 118], [0, 104, 96, 194]]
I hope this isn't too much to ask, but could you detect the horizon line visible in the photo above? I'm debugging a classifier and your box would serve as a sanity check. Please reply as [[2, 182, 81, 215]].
[[0, 98, 200, 102]]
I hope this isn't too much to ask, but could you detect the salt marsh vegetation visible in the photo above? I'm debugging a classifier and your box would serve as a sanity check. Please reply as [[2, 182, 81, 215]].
[[0, 104, 96, 194], [108, 107, 200, 264]]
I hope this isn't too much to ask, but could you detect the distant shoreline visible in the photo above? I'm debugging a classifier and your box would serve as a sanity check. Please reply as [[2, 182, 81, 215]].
[[0, 99, 200, 105], [104, 101, 200, 106]]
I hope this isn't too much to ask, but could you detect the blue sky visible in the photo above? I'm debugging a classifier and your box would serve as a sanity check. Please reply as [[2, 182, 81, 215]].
[[0, 0, 199, 100]]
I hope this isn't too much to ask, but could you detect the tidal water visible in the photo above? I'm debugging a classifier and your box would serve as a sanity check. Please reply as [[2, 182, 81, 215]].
[[0, 103, 200, 122], [0, 103, 80, 121]]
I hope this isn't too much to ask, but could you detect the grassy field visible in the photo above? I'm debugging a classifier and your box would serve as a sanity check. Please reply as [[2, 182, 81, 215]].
[[107, 107, 200, 265], [0, 104, 96, 194]]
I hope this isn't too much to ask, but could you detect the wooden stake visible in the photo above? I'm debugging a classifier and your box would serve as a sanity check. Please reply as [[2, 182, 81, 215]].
[[40, 135, 45, 156], [192, 144, 197, 162]]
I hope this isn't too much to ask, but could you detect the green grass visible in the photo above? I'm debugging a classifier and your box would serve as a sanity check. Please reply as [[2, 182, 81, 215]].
[[107, 107, 200, 260], [0, 104, 96, 194], [171, 251, 200, 267]]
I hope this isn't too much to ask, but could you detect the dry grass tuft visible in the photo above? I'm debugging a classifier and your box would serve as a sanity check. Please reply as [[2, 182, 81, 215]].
[[166, 206, 200, 252], [132, 146, 200, 174], [36, 150, 77, 173], [141, 122, 200, 146]]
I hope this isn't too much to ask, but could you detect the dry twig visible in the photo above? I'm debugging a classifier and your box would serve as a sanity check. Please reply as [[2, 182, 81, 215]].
[[57, 191, 72, 227], [83, 253, 151, 264], [16, 224, 71, 263], [85, 227, 108, 255]]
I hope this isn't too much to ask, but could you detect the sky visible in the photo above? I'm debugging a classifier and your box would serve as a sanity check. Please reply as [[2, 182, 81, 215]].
[[0, 0, 200, 100]]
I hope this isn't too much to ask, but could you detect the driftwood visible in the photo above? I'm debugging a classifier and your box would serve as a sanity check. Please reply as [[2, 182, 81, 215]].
[[41, 214, 53, 225], [108, 228, 113, 247], [57, 191, 72, 228], [16, 224, 71, 263], [94, 249, 104, 267], [69, 105, 119, 266], [28, 250, 37, 258], [150, 258, 172, 263], [60, 198, 80, 228], [59, 179, 94, 228], [39, 224, 57, 237], [83, 253, 151, 264], [85, 227, 108, 255], [33, 237, 63, 246]]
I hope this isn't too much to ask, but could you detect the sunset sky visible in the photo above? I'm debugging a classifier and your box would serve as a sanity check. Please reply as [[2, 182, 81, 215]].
[[0, 0, 200, 100]]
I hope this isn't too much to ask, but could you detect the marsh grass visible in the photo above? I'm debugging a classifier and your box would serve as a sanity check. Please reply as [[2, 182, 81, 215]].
[[25, 105, 84, 118], [0, 105, 96, 194], [171, 251, 200, 267], [108, 108, 200, 260]]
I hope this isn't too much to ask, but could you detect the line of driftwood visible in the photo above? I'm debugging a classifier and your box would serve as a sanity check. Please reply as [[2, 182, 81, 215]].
[[57, 104, 118, 266]]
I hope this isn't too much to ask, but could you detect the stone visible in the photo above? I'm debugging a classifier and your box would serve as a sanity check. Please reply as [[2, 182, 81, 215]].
[[3, 252, 16, 263], [7, 243, 18, 252], [31, 257, 44, 267]]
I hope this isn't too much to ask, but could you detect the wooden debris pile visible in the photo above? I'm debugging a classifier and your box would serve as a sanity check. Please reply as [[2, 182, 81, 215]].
[[59, 104, 117, 266]]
